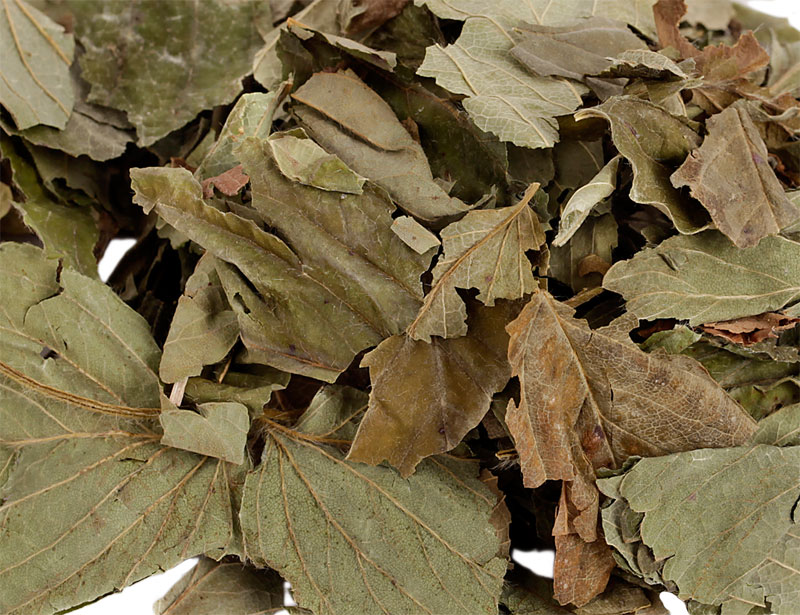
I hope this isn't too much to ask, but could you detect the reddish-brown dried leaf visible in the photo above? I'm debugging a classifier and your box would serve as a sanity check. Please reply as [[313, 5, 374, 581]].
[[201, 164, 250, 198], [701, 312, 800, 346]]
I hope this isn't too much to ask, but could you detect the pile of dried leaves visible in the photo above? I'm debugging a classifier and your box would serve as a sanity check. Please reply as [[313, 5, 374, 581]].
[[1, 0, 800, 613]]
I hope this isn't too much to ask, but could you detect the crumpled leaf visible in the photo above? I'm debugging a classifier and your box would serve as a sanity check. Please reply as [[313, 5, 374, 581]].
[[598, 444, 800, 614], [554, 156, 620, 247], [348, 301, 515, 476], [132, 140, 431, 381], [505, 290, 757, 604], [550, 213, 617, 292], [407, 183, 545, 341], [201, 165, 250, 199], [603, 231, 800, 325], [267, 128, 366, 194], [69, 0, 269, 146], [160, 253, 239, 384], [0, 0, 74, 130], [415, 0, 589, 149], [184, 367, 290, 418], [602, 49, 688, 80], [0, 243, 242, 614], [293, 384, 368, 441], [161, 400, 249, 465], [510, 17, 647, 81], [575, 96, 708, 234], [339, 0, 409, 35], [671, 104, 800, 248], [292, 69, 469, 220], [1, 133, 98, 277], [701, 313, 800, 346], [240, 426, 508, 615], [155, 558, 288, 615]]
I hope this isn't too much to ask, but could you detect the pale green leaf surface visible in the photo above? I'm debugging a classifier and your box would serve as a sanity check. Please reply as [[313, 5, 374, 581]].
[[1, 134, 98, 277], [576, 96, 709, 234], [553, 156, 620, 247], [160, 253, 239, 384], [240, 429, 508, 615], [752, 403, 800, 446], [293, 384, 368, 441], [195, 91, 284, 180], [293, 70, 469, 220], [0, 0, 74, 129], [287, 22, 398, 71], [671, 104, 800, 248], [603, 232, 800, 325], [0, 244, 241, 614], [406, 184, 545, 341], [348, 302, 514, 476], [602, 49, 689, 79], [185, 368, 290, 418], [70, 0, 268, 146], [161, 401, 249, 465], [511, 18, 647, 81], [268, 128, 366, 194], [391, 215, 441, 254], [155, 558, 287, 615], [598, 445, 800, 614]]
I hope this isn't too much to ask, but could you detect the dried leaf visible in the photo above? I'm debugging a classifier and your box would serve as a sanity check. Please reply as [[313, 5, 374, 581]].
[[160, 253, 239, 384], [671, 104, 800, 247], [701, 312, 800, 346], [200, 164, 250, 199], [0, 243, 241, 614], [69, 0, 268, 146], [407, 183, 545, 341], [603, 231, 800, 325], [160, 400, 249, 465], [391, 215, 440, 254], [0, 0, 74, 129], [575, 96, 709, 234], [511, 18, 647, 81], [240, 429, 508, 615], [293, 70, 469, 220], [348, 301, 514, 476], [155, 558, 287, 615], [505, 290, 756, 602], [598, 445, 800, 614]]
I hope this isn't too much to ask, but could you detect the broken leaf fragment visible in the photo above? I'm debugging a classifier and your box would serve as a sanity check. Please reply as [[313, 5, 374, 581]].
[[160, 400, 249, 465], [671, 104, 800, 248], [407, 183, 545, 341], [0, 0, 74, 130]]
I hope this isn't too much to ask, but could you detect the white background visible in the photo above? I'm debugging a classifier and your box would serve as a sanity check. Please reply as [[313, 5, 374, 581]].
[[79, 2, 799, 613]]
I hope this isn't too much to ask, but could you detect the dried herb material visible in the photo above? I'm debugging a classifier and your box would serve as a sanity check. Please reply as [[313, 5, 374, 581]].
[[1, 1, 800, 614]]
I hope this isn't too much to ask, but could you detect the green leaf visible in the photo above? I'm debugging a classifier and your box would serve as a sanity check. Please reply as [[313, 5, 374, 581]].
[[1, 133, 98, 277], [69, 0, 269, 146], [391, 215, 441, 255], [415, 1, 588, 149], [603, 231, 800, 325], [184, 368, 290, 419], [240, 427, 508, 615], [0, 0, 74, 129], [753, 403, 800, 446], [671, 104, 800, 248], [155, 558, 288, 615], [598, 445, 800, 614], [268, 128, 366, 194], [0, 243, 241, 614], [602, 49, 689, 79], [195, 91, 286, 181], [348, 301, 515, 476], [510, 17, 647, 81], [293, 384, 368, 441], [406, 184, 545, 341], [131, 141, 431, 381], [160, 253, 239, 384], [161, 400, 249, 465], [292, 70, 469, 221], [575, 96, 709, 234], [553, 156, 620, 247]]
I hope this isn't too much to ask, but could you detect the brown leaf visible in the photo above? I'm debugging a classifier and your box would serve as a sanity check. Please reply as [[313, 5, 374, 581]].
[[201, 164, 250, 198], [653, 0, 698, 59], [701, 312, 800, 346], [341, 0, 410, 35], [553, 533, 616, 607], [505, 290, 757, 603], [347, 301, 516, 476], [671, 105, 800, 247]]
